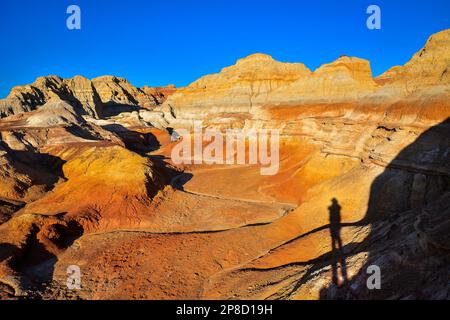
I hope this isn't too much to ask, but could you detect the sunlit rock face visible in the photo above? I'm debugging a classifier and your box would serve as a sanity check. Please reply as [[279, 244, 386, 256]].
[[0, 30, 449, 300], [375, 29, 450, 92], [151, 30, 449, 130], [154, 53, 311, 127], [267, 55, 379, 104], [0, 75, 174, 119]]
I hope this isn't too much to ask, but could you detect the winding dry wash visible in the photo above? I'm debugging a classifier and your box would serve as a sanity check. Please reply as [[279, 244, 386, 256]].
[[0, 29, 449, 300]]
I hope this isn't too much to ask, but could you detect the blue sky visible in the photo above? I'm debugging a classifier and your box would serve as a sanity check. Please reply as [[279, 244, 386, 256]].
[[0, 0, 449, 98]]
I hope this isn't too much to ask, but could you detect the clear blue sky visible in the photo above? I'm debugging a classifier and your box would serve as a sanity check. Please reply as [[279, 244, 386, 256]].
[[1, 0, 449, 98]]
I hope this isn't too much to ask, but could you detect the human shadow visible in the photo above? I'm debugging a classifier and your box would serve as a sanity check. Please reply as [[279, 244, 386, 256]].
[[278, 118, 450, 299], [316, 117, 450, 299], [328, 198, 348, 287]]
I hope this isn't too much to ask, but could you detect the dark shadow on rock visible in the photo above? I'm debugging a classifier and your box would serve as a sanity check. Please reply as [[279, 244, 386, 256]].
[[0, 122, 192, 298], [316, 117, 450, 300], [282, 118, 450, 300], [328, 198, 348, 287], [6, 215, 84, 298], [101, 104, 141, 118], [101, 122, 194, 191], [0, 243, 19, 263], [170, 172, 194, 191], [0, 198, 25, 225], [66, 125, 102, 141], [101, 123, 161, 153], [0, 142, 67, 204], [166, 127, 174, 135], [9, 150, 66, 190]]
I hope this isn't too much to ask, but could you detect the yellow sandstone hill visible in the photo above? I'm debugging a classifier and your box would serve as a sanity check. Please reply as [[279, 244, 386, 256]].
[[157, 53, 310, 126], [153, 29, 449, 129], [375, 29, 450, 92], [268, 56, 379, 104]]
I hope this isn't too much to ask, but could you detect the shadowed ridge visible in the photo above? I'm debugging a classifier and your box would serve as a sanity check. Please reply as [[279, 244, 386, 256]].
[[317, 117, 450, 299]]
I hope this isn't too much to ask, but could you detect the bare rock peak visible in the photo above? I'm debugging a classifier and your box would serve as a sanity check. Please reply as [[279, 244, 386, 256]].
[[1, 28, 449, 124], [0, 75, 173, 119], [236, 53, 275, 64]]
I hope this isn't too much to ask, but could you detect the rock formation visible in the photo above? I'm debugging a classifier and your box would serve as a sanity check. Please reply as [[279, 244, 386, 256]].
[[375, 29, 450, 92], [0, 29, 449, 300], [150, 30, 449, 129], [268, 55, 379, 104], [0, 75, 175, 119], [155, 53, 310, 127]]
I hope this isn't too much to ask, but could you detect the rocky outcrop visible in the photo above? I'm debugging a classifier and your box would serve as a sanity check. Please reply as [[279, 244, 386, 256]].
[[91, 76, 160, 112], [141, 84, 177, 105], [0, 76, 102, 118], [156, 53, 310, 126], [0, 76, 173, 119], [374, 29, 450, 94], [268, 56, 378, 104], [26, 100, 87, 127], [151, 29, 449, 129]]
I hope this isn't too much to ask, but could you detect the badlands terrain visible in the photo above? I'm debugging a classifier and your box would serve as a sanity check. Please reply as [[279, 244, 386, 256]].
[[0, 29, 449, 300]]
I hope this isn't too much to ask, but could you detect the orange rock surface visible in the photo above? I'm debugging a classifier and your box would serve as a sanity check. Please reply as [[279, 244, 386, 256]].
[[0, 29, 449, 300]]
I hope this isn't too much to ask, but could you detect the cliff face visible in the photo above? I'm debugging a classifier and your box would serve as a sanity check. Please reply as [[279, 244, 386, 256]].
[[375, 29, 450, 92], [151, 53, 311, 127], [0, 29, 449, 300], [158, 54, 380, 126], [268, 56, 379, 104], [0, 75, 174, 119], [150, 30, 449, 129]]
